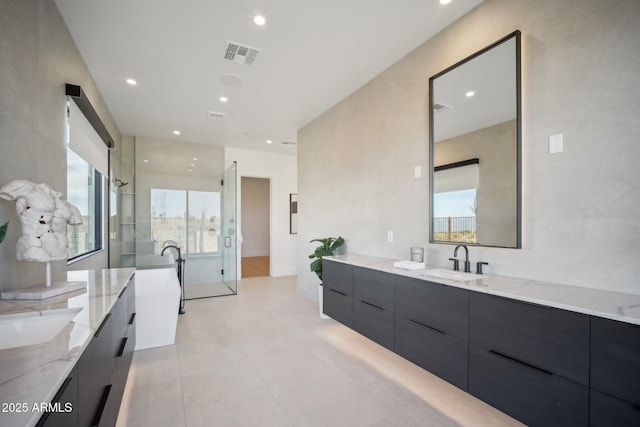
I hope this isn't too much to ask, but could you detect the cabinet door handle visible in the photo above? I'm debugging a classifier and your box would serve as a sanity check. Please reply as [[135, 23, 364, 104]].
[[129, 312, 136, 325], [118, 286, 127, 299], [94, 313, 111, 338], [91, 384, 112, 427], [409, 319, 444, 335], [489, 350, 552, 376], [117, 337, 128, 357], [360, 300, 383, 311], [36, 376, 73, 426], [329, 288, 347, 296]]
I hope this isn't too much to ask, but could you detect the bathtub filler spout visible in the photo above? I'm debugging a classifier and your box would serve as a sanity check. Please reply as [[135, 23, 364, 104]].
[[161, 243, 186, 314]]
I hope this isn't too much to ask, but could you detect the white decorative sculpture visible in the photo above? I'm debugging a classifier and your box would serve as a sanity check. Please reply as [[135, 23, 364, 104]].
[[0, 179, 86, 299]]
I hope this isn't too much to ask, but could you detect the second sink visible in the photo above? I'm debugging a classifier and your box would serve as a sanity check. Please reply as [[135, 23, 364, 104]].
[[420, 269, 479, 283]]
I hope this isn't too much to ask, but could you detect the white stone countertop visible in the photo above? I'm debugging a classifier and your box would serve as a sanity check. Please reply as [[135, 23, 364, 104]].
[[325, 254, 640, 326], [0, 268, 135, 427]]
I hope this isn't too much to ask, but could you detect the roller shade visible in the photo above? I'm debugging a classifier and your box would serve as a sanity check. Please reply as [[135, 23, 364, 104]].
[[67, 99, 108, 176]]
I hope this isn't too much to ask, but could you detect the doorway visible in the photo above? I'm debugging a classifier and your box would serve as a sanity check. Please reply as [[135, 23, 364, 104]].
[[241, 177, 270, 278]]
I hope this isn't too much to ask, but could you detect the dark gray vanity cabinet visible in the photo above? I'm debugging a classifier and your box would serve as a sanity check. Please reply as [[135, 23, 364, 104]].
[[113, 280, 137, 417], [589, 317, 640, 426], [469, 343, 588, 427], [40, 275, 136, 427], [77, 309, 117, 427], [393, 276, 469, 390], [35, 366, 79, 427], [323, 261, 353, 327], [468, 292, 590, 426], [352, 268, 394, 350]]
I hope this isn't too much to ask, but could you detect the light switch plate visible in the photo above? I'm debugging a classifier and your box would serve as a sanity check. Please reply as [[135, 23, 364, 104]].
[[549, 134, 563, 154], [387, 230, 393, 243], [414, 165, 421, 178]]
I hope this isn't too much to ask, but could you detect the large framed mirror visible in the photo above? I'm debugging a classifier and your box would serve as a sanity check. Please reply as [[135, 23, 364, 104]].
[[429, 30, 521, 248]]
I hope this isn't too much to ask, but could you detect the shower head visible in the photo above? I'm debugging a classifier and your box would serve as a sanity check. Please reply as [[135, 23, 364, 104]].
[[114, 179, 129, 188]]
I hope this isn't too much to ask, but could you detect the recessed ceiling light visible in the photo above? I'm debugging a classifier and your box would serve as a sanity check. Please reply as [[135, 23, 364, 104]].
[[173, 130, 181, 135], [193, 158, 198, 161], [439, 0, 452, 5], [266, 140, 273, 144], [254, 15, 266, 26], [465, 91, 475, 97], [126, 78, 137, 86], [143, 159, 149, 163], [190, 164, 195, 167], [219, 96, 228, 103]]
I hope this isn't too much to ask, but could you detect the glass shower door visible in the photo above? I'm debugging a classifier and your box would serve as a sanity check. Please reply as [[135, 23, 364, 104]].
[[222, 161, 238, 293]]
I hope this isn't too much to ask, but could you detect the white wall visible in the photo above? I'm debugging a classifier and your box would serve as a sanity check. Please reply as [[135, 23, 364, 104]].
[[225, 148, 297, 277], [297, 0, 640, 300]]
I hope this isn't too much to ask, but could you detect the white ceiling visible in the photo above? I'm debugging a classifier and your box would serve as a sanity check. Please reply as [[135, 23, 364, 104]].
[[54, 0, 484, 155]]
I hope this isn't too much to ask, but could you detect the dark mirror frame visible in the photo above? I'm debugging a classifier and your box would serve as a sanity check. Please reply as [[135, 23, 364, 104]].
[[429, 30, 522, 248]]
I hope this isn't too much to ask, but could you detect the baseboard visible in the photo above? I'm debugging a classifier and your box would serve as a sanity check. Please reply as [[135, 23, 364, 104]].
[[271, 267, 297, 277]]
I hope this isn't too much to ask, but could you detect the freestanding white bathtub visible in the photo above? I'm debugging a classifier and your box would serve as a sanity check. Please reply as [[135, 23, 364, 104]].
[[134, 268, 181, 350]]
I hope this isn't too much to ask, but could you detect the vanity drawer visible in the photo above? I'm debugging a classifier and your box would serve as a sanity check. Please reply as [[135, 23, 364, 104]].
[[590, 316, 640, 405], [323, 260, 353, 295], [394, 314, 468, 390], [469, 292, 589, 384], [590, 388, 640, 427], [353, 267, 393, 311], [37, 366, 78, 427], [394, 276, 468, 339], [323, 285, 352, 327], [468, 343, 588, 427], [77, 313, 116, 427], [352, 298, 393, 350]]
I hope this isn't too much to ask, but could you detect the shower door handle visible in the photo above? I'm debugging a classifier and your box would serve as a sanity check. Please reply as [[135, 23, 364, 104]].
[[224, 236, 232, 248]]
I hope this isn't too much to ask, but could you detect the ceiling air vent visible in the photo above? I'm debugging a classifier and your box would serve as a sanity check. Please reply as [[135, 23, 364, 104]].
[[280, 141, 297, 146], [224, 41, 261, 65], [208, 111, 225, 119], [433, 103, 452, 113]]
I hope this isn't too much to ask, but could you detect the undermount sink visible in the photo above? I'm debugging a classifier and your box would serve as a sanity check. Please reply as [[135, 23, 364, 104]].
[[420, 269, 479, 282], [0, 307, 82, 350]]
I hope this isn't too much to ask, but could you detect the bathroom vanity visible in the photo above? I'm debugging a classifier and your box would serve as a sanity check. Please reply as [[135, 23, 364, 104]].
[[323, 254, 640, 427], [0, 268, 136, 427]]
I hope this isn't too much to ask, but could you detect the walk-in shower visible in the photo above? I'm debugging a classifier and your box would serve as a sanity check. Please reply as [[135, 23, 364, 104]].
[[112, 137, 237, 299]]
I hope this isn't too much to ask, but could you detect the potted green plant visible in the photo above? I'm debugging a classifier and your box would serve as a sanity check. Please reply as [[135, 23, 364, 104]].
[[309, 236, 344, 318], [0, 221, 7, 245]]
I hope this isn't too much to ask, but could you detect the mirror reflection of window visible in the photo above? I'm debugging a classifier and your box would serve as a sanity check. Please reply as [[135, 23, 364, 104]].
[[434, 163, 478, 243]]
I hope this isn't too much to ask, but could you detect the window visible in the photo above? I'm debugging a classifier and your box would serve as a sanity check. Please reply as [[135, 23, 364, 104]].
[[67, 148, 102, 258], [66, 99, 106, 260], [150, 189, 221, 255]]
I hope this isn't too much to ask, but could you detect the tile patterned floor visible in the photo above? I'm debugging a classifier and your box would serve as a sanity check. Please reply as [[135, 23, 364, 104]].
[[116, 276, 523, 426]]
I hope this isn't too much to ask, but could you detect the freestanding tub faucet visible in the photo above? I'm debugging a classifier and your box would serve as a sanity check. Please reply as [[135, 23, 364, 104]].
[[454, 244, 471, 273], [161, 244, 185, 314]]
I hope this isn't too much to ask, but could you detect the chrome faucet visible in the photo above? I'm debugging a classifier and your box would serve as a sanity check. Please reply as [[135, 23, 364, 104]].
[[453, 244, 471, 273]]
